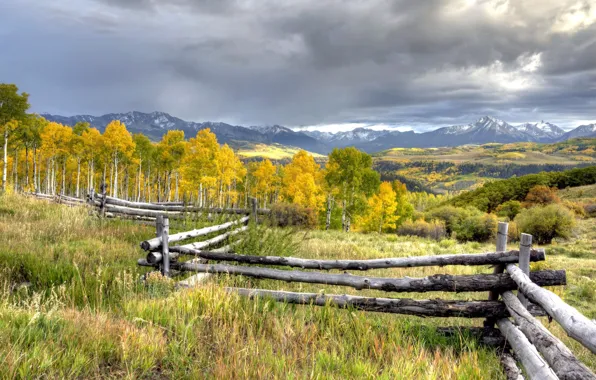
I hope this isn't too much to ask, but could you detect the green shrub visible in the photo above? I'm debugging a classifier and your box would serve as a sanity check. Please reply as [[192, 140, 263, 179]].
[[453, 213, 498, 242], [268, 202, 318, 228], [496, 200, 522, 220], [425, 206, 498, 242], [514, 204, 576, 244], [425, 206, 478, 235], [396, 219, 447, 241]]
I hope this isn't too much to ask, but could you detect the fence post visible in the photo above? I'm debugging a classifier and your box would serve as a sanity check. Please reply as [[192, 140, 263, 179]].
[[250, 197, 258, 224], [162, 216, 170, 277], [518, 233, 532, 307], [99, 183, 107, 217], [484, 222, 508, 328]]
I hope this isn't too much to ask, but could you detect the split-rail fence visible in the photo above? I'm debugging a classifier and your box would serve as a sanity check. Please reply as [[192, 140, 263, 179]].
[[23, 191, 596, 379]]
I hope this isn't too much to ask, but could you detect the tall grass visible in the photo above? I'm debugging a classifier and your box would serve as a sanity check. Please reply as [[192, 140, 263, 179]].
[[0, 193, 594, 378]]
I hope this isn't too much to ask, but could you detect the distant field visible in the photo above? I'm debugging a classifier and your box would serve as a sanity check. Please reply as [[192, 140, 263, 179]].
[[375, 140, 595, 165], [373, 139, 596, 193], [237, 143, 325, 160]]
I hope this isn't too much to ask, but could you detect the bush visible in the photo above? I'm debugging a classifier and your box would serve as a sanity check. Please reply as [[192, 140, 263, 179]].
[[454, 213, 498, 242], [425, 206, 478, 235], [425, 206, 497, 242], [514, 204, 576, 244], [496, 200, 522, 220], [523, 185, 560, 207], [561, 200, 586, 218], [269, 202, 318, 228], [396, 219, 447, 240]]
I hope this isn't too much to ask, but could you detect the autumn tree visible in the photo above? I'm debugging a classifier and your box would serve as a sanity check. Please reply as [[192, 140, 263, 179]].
[[523, 185, 560, 207], [157, 130, 186, 201], [18, 114, 46, 192], [391, 180, 414, 226], [70, 122, 89, 197], [325, 147, 380, 231], [132, 133, 154, 201], [181, 129, 220, 206], [362, 182, 398, 233], [81, 127, 102, 193], [40, 122, 72, 194], [102, 120, 134, 198], [253, 159, 277, 208], [0, 84, 30, 192], [280, 150, 325, 210], [217, 144, 246, 207]]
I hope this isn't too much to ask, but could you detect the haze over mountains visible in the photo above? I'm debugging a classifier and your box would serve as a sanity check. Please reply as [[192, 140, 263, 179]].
[[43, 112, 596, 154]]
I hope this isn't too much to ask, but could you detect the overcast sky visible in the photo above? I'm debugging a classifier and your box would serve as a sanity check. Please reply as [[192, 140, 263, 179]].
[[1, 0, 595, 132]]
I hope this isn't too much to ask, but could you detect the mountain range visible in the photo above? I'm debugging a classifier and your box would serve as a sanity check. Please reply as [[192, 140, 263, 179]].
[[42, 112, 596, 154]]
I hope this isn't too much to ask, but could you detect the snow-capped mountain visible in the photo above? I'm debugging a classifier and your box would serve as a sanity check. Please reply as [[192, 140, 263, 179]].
[[516, 121, 565, 141], [41, 111, 595, 154], [303, 128, 389, 147], [464, 116, 532, 142], [558, 123, 596, 141]]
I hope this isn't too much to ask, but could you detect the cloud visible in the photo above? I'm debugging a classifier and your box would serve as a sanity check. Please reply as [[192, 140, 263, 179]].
[[0, 0, 594, 131]]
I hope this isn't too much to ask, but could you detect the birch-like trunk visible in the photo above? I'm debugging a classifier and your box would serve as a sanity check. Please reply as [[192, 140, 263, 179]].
[[61, 160, 66, 195], [2, 130, 8, 192], [76, 158, 81, 198], [33, 146, 38, 193], [25, 146, 29, 188], [13, 148, 18, 192], [113, 154, 119, 199]]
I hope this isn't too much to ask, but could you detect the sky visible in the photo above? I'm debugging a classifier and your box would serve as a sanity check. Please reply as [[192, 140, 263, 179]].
[[1, 0, 595, 132]]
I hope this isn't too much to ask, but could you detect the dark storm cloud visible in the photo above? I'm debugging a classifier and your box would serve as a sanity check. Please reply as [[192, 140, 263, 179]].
[[1, 0, 595, 130]]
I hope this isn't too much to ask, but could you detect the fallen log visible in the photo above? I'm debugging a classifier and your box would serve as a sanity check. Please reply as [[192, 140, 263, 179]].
[[501, 291, 595, 380], [227, 288, 547, 318], [148, 226, 248, 264], [506, 263, 596, 354], [173, 263, 566, 293], [140, 216, 249, 251], [167, 248, 545, 270], [496, 318, 557, 380]]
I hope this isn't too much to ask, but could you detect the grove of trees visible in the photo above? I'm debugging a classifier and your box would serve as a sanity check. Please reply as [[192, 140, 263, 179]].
[[0, 83, 416, 233]]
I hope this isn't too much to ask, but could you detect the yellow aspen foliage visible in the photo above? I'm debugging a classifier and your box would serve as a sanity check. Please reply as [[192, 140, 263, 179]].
[[253, 159, 277, 206], [102, 120, 134, 197], [280, 150, 325, 210], [181, 129, 219, 194], [361, 181, 398, 233], [40, 122, 73, 160]]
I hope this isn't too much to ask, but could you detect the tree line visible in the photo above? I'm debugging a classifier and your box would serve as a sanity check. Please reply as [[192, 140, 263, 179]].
[[0, 83, 418, 233]]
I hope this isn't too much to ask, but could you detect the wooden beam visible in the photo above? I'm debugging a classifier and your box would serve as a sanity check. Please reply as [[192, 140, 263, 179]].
[[165, 248, 546, 271], [174, 263, 566, 293], [501, 291, 595, 380], [496, 318, 558, 380], [148, 226, 248, 264], [227, 287, 547, 318], [140, 216, 249, 251], [506, 263, 596, 354]]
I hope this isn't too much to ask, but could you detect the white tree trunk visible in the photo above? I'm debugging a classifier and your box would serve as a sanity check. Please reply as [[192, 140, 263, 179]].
[[2, 131, 7, 192]]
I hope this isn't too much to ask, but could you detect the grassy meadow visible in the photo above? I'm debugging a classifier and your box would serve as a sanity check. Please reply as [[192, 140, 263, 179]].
[[0, 193, 595, 379]]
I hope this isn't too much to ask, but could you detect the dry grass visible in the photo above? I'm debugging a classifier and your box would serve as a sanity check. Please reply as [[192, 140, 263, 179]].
[[0, 193, 595, 378]]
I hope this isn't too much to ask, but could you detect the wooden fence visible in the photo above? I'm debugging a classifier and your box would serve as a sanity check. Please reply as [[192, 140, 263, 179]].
[[138, 220, 596, 380], [22, 191, 596, 378], [24, 189, 269, 222]]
